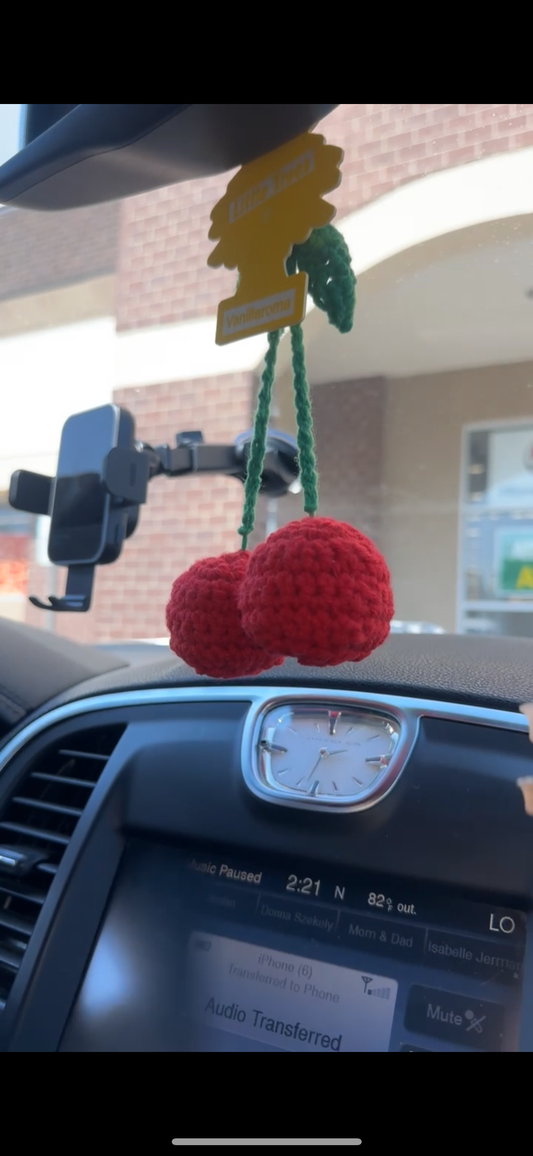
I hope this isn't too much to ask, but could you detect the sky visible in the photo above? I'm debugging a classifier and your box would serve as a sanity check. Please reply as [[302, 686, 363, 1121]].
[[0, 104, 23, 167]]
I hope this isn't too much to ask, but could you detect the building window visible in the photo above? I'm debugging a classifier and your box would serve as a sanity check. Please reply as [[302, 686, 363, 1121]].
[[459, 422, 533, 637]]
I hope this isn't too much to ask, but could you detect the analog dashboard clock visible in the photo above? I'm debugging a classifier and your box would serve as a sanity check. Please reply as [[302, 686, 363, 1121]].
[[246, 700, 408, 813]]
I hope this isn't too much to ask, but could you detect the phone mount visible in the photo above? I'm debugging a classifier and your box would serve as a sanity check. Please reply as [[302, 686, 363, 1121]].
[[9, 411, 300, 613]]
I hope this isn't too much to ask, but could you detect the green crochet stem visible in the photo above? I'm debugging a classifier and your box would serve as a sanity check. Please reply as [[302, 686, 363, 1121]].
[[239, 329, 280, 550], [238, 223, 356, 548], [290, 323, 318, 516]]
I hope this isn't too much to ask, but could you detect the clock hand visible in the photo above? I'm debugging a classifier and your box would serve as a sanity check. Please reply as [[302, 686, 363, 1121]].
[[306, 747, 348, 782], [306, 750, 328, 780]]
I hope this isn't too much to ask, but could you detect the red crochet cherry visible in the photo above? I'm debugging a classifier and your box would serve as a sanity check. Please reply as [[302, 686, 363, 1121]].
[[166, 550, 284, 678], [239, 517, 394, 668]]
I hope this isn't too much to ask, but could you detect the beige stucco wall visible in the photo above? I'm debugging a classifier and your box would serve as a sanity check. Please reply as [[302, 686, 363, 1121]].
[[0, 275, 115, 338], [381, 360, 533, 630]]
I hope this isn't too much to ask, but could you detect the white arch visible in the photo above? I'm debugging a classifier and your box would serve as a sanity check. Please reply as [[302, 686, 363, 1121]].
[[339, 144, 533, 277]]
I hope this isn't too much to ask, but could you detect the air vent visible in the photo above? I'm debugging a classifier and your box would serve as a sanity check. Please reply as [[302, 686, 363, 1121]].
[[0, 723, 125, 1009]]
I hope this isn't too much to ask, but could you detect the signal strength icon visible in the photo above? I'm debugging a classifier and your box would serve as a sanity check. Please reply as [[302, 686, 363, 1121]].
[[367, 985, 391, 1000]]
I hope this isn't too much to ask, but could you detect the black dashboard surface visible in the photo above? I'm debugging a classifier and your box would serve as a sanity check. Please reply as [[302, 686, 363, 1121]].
[[0, 618, 128, 731], [3, 620, 533, 743], [46, 633, 533, 716]]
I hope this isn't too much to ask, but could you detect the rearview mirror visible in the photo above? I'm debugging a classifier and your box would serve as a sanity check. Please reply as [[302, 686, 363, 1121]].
[[0, 104, 339, 212]]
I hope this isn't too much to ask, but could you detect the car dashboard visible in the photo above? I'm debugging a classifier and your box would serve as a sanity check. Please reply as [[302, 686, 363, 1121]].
[[0, 630, 532, 1053]]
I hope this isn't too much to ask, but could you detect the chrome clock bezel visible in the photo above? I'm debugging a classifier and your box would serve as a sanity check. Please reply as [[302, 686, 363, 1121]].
[[243, 692, 419, 814]]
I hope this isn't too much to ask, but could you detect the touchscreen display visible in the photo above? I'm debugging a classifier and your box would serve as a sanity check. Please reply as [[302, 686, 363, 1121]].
[[60, 841, 526, 1052]]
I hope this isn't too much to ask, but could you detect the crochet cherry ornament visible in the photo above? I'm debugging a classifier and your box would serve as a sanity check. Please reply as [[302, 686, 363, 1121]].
[[165, 218, 393, 678], [239, 517, 394, 667], [166, 551, 283, 678]]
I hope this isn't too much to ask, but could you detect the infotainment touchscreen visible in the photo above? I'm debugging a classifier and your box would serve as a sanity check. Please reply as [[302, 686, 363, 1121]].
[[60, 841, 526, 1052]]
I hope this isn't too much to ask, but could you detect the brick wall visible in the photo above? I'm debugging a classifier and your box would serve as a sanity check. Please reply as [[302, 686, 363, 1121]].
[[265, 378, 387, 545], [115, 180, 234, 330], [311, 378, 386, 545], [116, 104, 533, 332], [0, 201, 120, 302]]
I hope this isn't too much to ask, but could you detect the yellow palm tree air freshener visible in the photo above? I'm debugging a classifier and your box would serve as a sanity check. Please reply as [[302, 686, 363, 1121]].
[[208, 131, 344, 345]]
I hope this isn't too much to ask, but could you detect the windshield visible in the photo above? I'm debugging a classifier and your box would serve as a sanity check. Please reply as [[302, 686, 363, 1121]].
[[1, 103, 533, 646]]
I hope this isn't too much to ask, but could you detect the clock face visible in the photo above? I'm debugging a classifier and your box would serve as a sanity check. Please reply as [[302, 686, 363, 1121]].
[[256, 704, 401, 806]]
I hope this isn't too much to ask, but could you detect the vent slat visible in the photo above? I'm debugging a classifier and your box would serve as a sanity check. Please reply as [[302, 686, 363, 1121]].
[[31, 772, 94, 790], [0, 822, 70, 847], [12, 797, 83, 819], [0, 722, 124, 1011], [0, 880, 46, 906], [0, 943, 24, 972], [59, 749, 108, 762], [0, 909, 33, 936]]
